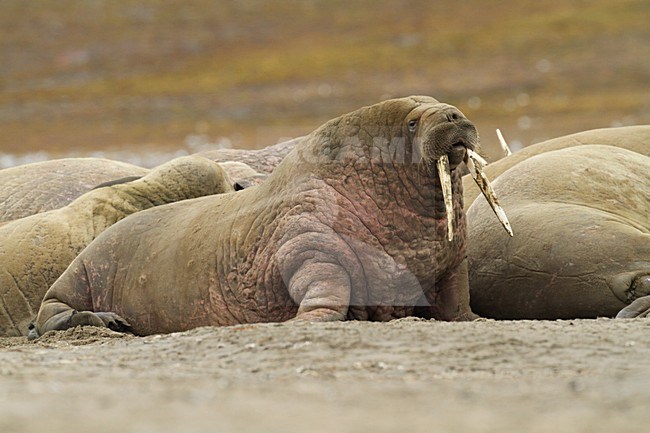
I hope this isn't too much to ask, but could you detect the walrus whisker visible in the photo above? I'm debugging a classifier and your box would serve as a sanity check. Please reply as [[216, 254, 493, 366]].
[[436, 155, 454, 242], [468, 153, 513, 237], [496, 128, 513, 157], [425, 158, 435, 178], [416, 155, 434, 180]]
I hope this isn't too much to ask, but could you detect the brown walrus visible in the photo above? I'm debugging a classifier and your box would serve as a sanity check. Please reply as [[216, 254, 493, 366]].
[[0, 156, 234, 336], [463, 125, 650, 210], [467, 144, 649, 319], [33, 96, 482, 337], [0, 158, 149, 223]]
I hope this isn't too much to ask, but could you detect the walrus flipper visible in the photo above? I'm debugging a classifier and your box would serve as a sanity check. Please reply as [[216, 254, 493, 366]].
[[616, 296, 650, 318], [95, 312, 132, 331], [33, 308, 131, 338], [33, 258, 132, 338], [415, 259, 478, 321]]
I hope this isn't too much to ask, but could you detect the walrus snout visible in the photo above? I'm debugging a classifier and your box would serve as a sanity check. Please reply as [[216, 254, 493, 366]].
[[434, 122, 478, 168], [448, 119, 479, 151], [419, 109, 478, 164]]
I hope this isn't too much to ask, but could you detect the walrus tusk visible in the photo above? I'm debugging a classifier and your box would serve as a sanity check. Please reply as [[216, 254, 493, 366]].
[[467, 149, 514, 237], [467, 148, 488, 167], [496, 128, 513, 157], [437, 155, 454, 241]]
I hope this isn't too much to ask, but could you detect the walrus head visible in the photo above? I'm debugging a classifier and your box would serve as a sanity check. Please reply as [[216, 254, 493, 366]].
[[400, 97, 511, 238], [402, 97, 504, 240], [402, 97, 511, 239], [406, 101, 478, 170], [303, 96, 478, 172], [295, 96, 510, 239]]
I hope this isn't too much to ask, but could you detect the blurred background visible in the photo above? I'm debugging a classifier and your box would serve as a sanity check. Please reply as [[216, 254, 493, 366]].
[[1, 0, 648, 168]]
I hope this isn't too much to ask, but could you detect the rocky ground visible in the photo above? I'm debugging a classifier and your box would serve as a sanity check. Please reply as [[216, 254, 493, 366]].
[[1, 318, 648, 432]]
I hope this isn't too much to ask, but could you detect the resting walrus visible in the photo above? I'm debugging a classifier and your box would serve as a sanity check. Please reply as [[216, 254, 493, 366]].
[[33, 96, 484, 337], [0, 156, 234, 336], [467, 144, 649, 319], [0, 158, 149, 223]]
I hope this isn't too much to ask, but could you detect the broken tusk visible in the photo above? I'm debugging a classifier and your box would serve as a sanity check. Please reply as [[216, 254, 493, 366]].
[[437, 155, 454, 242], [496, 128, 512, 157], [467, 152, 514, 237]]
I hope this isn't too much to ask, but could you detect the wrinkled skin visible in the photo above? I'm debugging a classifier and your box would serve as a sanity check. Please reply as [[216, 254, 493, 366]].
[[34, 96, 478, 337], [0, 158, 149, 223], [199, 138, 300, 175], [467, 145, 650, 319], [462, 125, 650, 210], [0, 156, 234, 336]]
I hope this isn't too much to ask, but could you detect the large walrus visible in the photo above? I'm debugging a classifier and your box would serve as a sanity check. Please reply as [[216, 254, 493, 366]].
[[0, 158, 149, 223], [463, 125, 650, 210], [0, 156, 234, 336], [467, 144, 649, 319], [33, 96, 486, 337]]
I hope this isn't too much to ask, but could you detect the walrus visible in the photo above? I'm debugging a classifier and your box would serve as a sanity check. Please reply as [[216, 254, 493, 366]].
[[32, 96, 488, 337], [0, 158, 149, 223], [0, 156, 234, 336], [463, 125, 650, 210], [467, 144, 649, 319], [197, 137, 300, 174]]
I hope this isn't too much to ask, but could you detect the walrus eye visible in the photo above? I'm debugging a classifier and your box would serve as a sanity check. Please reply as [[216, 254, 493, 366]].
[[408, 119, 418, 132]]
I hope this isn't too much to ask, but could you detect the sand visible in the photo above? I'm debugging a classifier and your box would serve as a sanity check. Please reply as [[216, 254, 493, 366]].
[[1, 318, 648, 432]]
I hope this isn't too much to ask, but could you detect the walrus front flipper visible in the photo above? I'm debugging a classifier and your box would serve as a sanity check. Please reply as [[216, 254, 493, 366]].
[[32, 257, 132, 338], [33, 308, 131, 338], [416, 259, 479, 322], [38, 309, 104, 336], [616, 296, 650, 318]]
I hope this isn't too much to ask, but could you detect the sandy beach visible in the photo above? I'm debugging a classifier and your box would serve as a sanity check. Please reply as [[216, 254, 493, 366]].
[[1, 318, 648, 432]]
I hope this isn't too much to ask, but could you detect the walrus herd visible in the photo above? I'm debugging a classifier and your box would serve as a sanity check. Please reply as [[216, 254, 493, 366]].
[[0, 156, 235, 336], [0, 96, 647, 338]]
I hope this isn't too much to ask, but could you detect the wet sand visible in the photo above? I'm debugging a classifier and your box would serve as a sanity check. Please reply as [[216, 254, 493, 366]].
[[1, 318, 648, 432]]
